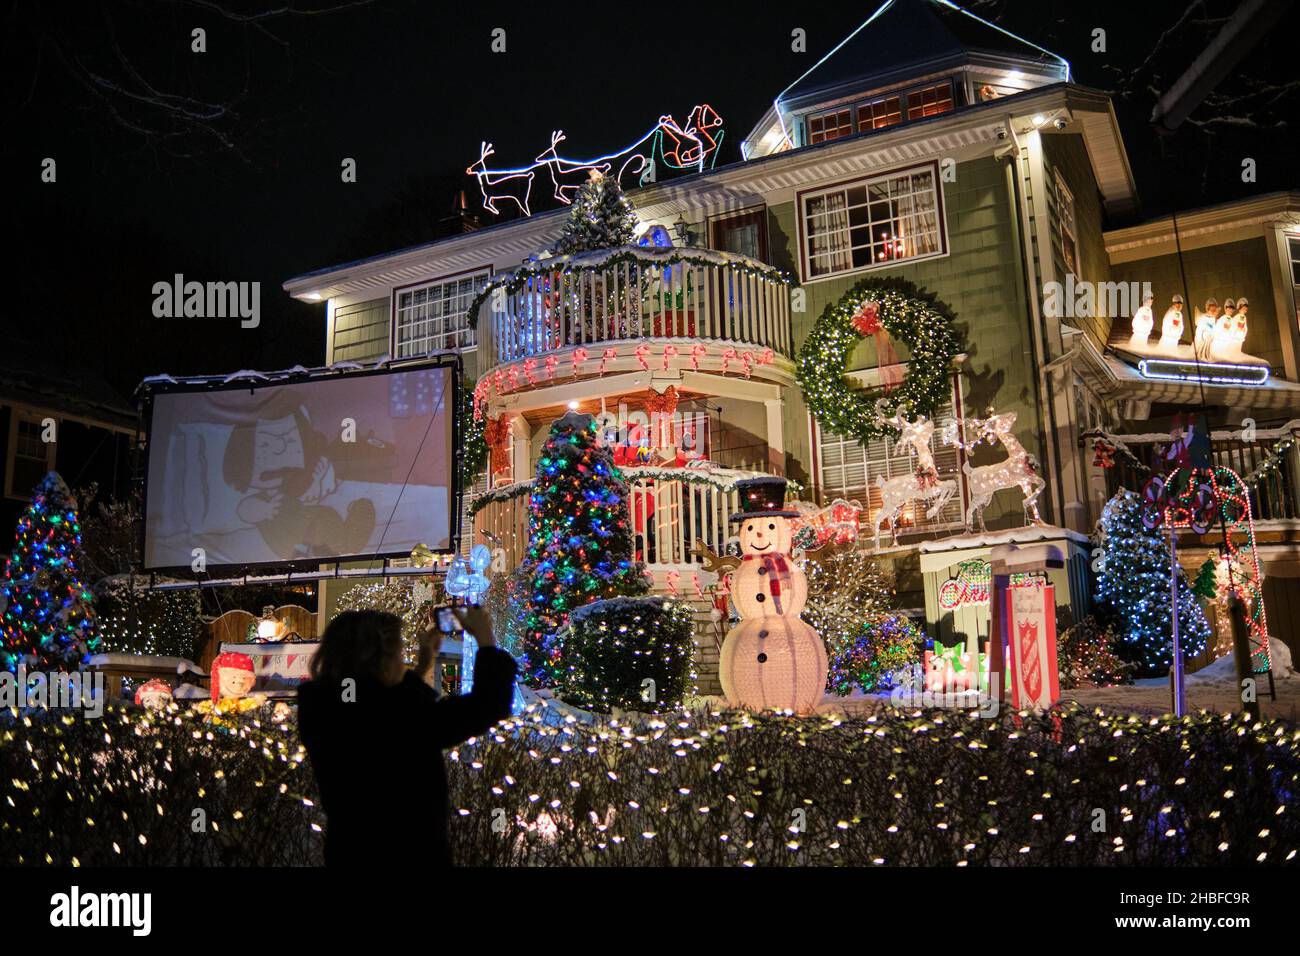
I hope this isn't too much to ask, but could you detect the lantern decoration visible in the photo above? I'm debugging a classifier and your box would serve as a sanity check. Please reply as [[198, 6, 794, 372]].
[[718, 477, 828, 714], [484, 414, 513, 476]]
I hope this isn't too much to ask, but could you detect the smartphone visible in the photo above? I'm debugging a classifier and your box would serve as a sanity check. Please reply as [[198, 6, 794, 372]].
[[435, 605, 463, 634]]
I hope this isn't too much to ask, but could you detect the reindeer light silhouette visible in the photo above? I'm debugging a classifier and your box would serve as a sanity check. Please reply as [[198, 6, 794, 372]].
[[945, 411, 1045, 533], [466, 142, 535, 216], [872, 412, 958, 548], [466, 105, 724, 217]]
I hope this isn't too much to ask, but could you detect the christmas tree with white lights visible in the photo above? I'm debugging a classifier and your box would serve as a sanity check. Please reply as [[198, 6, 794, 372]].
[[553, 169, 638, 255], [1094, 489, 1209, 676], [0, 472, 99, 672]]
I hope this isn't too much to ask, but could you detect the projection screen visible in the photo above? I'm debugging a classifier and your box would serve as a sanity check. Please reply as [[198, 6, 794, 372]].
[[142, 363, 456, 572]]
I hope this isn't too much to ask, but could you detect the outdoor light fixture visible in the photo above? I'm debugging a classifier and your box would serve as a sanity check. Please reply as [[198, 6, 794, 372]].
[[568, 400, 580, 410], [255, 606, 280, 640], [1137, 358, 1270, 387], [672, 214, 694, 246]]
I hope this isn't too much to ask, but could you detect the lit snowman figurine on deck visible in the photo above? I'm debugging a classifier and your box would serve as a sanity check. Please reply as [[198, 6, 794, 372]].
[[718, 477, 827, 714]]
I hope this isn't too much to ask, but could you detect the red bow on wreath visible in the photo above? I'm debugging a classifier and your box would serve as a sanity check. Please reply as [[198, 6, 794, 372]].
[[851, 301, 882, 336], [1092, 439, 1115, 469]]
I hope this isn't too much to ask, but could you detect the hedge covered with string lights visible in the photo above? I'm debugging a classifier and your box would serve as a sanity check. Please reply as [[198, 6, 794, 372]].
[[4, 703, 1297, 866]]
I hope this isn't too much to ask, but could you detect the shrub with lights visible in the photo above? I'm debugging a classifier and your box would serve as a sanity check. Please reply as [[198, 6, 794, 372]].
[[559, 595, 696, 713], [1056, 614, 1132, 689], [94, 579, 202, 660], [796, 277, 961, 445], [0, 472, 99, 673], [1095, 489, 1210, 677], [826, 613, 922, 695], [519, 411, 649, 684]]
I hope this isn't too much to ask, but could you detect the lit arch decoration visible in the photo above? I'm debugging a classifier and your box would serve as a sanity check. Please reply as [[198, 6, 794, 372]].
[[1142, 466, 1271, 673]]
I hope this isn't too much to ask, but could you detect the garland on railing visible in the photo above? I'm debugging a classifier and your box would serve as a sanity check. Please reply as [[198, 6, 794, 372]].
[[469, 466, 803, 517], [465, 246, 794, 330], [1082, 426, 1299, 493]]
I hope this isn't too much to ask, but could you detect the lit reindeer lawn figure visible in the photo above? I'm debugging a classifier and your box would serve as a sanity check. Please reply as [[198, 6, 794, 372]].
[[945, 410, 1046, 533], [872, 412, 958, 549]]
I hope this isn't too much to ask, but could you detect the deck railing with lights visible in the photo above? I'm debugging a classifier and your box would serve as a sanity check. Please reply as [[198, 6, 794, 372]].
[[471, 246, 793, 380]]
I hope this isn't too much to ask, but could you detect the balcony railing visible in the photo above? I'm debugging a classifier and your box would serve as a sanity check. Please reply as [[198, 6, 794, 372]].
[[471, 465, 767, 572], [1095, 422, 1300, 524], [471, 246, 793, 378]]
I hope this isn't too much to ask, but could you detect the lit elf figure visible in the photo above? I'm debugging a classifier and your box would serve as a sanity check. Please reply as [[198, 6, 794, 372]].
[[1158, 294, 1185, 353], [718, 477, 827, 714]]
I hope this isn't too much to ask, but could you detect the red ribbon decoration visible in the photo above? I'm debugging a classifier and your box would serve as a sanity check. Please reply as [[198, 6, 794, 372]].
[[851, 300, 901, 394], [484, 414, 512, 475]]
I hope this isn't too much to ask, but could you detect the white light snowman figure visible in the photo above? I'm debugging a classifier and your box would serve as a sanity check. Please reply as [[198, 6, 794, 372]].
[[718, 478, 827, 714]]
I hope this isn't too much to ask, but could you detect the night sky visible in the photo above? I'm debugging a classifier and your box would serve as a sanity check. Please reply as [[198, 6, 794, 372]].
[[7, 0, 1298, 404]]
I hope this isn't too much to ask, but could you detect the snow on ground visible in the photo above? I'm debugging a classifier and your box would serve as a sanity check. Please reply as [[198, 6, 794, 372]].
[[810, 639, 1300, 721]]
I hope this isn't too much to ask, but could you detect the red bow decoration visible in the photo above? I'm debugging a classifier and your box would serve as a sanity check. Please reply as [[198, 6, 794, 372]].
[[644, 385, 680, 417], [851, 300, 882, 336], [484, 415, 513, 475], [1092, 439, 1115, 469]]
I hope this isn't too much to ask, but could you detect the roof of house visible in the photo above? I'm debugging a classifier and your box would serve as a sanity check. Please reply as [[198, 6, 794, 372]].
[[777, 0, 1069, 108], [0, 349, 137, 430]]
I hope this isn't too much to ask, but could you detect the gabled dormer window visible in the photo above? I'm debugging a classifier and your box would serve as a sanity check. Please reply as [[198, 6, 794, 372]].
[[804, 79, 955, 146]]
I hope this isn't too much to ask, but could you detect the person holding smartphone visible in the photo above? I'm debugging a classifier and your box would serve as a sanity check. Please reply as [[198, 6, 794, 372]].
[[298, 604, 517, 867]]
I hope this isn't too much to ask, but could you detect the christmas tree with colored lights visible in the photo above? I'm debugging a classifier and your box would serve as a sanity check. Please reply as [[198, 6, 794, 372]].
[[0, 472, 99, 672], [553, 169, 639, 256], [1094, 489, 1209, 677], [518, 412, 648, 683]]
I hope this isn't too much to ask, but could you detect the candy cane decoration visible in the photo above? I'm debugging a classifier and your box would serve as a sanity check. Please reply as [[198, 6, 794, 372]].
[[599, 346, 618, 375], [665, 568, 681, 597], [662, 343, 678, 370], [741, 350, 755, 379], [522, 357, 538, 385], [692, 571, 705, 599], [493, 368, 506, 395], [720, 346, 737, 375], [690, 343, 707, 372], [635, 343, 652, 371], [572, 346, 588, 378], [758, 348, 775, 367], [506, 366, 520, 391], [544, 354, 558, 381]]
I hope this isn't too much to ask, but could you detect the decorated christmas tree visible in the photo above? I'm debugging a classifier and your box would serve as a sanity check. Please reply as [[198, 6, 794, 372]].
[[553, 169, 638, 256], [0, 473, 99, 672], [518, 412, 648, 683], [1094, 489, 1210, 676]]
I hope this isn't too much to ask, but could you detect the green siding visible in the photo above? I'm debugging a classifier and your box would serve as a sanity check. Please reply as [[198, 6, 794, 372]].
[[1042, 132, 1112, 348], [331, 298, 390, 364], [1109, 237, 1282, 370], [771, 155, 1041, 528]]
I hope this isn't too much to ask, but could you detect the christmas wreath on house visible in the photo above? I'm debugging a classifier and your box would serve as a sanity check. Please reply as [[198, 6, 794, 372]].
[[796, 277, 961, 444]]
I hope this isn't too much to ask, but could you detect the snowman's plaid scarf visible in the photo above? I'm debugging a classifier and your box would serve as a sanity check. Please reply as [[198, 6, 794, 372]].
[[741, 553, 789, 614]]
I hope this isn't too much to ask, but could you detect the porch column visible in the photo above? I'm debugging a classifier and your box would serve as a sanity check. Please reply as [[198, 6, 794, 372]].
[[764, 399, 785, 476]]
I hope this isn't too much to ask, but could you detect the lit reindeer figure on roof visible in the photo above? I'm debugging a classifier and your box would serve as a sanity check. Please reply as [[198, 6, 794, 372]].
[[872, 412, 958, 549], [466, 142, 535, 217], [944, 410, 1046, 533]]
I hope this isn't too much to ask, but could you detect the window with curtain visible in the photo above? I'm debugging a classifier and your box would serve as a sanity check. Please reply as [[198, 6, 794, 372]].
[[801, 162, 946, 280], [394, 270, 491, 355], [816, 388, 963, 533]]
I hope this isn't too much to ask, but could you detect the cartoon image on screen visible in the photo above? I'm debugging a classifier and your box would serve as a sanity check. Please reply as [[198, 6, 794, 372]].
[[143, 367, 453, 570]]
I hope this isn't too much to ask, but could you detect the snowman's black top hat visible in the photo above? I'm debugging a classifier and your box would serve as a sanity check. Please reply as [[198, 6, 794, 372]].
[[730, 476, 800, 521]]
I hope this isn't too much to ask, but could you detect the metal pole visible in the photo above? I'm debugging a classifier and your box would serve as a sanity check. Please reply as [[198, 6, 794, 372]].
[[1229, 596, 1262, 722], [1168, 516, 1186, 717]]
